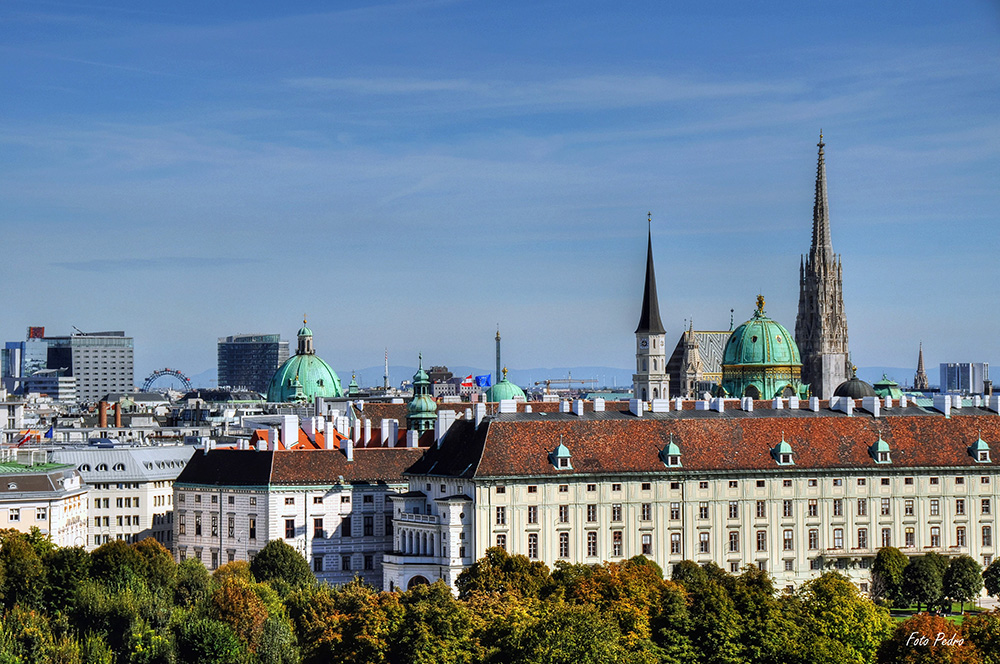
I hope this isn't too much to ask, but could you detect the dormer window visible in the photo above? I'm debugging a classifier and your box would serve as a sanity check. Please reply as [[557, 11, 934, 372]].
[[659, 435, 682, 468], [549, 440, 573, 470], [970, 437, 991, 463], [870, 437, 891, 464], [772, 435, 795, 466], [96, 464, 108, 472]]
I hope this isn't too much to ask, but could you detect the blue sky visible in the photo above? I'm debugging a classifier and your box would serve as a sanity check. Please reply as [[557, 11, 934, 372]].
[[2, 1, 998, 385]]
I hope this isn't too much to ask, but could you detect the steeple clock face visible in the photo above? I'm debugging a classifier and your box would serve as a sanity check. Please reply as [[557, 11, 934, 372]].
[[640, 339, 649, 349]]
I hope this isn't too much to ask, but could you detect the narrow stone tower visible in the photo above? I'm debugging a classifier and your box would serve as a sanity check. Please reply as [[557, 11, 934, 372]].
[[914, 342, 930, 391], [795, 133, 851, 399]]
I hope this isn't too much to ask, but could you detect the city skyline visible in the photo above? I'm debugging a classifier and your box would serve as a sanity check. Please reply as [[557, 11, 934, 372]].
[[3, 1, 998, 382]]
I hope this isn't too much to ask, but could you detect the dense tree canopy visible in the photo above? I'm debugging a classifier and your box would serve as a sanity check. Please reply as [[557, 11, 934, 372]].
[[872, 547, 909, 606], [944, 556, 984, 613], [249, 539, 314, 592], [0, 530, 992, 664]]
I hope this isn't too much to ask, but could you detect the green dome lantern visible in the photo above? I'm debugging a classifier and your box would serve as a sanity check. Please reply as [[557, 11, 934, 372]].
[[407, 353, 437, 432], [486, 367, 527, 402], [720, 295, 806, 400], [266, 318, 343, 403]]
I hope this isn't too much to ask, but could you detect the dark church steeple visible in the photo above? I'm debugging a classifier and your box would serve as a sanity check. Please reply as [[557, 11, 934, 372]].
[[632, 215, 669, 401], [635, 217, 665, 335]]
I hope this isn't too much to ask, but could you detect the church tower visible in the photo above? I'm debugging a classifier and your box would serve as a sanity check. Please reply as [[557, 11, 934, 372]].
[[795, 133, 851, 398], [632, 220, 669, 401], [914, 342, 930, 391], [680, 321, 703, 398]]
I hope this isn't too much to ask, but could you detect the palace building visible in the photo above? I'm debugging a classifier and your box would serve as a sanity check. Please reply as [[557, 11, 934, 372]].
[[383, 394, 1000, 593]]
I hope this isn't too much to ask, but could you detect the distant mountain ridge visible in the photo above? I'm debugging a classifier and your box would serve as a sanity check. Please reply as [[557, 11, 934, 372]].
[[187, 365, 930, 392]]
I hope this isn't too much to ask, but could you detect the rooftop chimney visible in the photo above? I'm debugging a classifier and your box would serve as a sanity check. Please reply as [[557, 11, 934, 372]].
[[861, 396, 881, 417], [406, 430, 420, 447], [573, 399, 585, 416], [628, 399, 644, 417], [651, 398, 670, 413], [113, 402, 122, 428], [933, 394, 952, 417], [593, 398, 605, 412], [99, 401, 108, 428]]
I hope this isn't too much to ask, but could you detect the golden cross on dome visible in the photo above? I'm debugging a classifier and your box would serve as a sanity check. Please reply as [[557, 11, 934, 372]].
[[756, 294, 765, 313]]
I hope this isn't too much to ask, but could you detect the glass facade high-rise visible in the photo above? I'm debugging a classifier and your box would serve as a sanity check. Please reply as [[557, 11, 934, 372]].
[[218, 334, 289, 394]]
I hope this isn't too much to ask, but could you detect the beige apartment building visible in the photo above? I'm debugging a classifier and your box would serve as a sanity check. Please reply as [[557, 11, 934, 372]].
[[52, 445, 195, 549], [0, 449, 87, 547]]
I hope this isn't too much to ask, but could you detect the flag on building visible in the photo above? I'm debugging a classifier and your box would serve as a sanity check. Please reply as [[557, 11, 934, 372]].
[[475, 375, 492, 388], [44, 426, 53, 439], [461, 375, 474, 387]]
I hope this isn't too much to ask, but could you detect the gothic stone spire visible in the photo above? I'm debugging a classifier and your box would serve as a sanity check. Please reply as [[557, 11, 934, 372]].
[[811, 131, 834, 264], [635, 220, 665, 335], [914, 342, 930, 390], [795, 133, 850, 399]]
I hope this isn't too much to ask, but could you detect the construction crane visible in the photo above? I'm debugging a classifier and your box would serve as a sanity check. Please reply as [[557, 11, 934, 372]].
[[534, 373, 598, 395]]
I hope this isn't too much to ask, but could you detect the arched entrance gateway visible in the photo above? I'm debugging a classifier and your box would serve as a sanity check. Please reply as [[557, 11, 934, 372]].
[[407, 575, 429, 590]]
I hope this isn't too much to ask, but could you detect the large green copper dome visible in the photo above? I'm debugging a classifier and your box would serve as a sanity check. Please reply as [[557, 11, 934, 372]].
[[723, 296, 801, 366], [266, 321, 342, 403], [720, 296, 806, 400], [486, 367, 526, 402]]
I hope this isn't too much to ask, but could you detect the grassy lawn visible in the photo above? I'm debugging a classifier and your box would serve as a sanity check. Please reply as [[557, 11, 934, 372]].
[[891, 603, 987, 624]]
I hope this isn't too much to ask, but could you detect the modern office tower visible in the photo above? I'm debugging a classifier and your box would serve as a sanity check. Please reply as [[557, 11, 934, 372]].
[[6, 329, 133, 403], [44, 331, 135, 403], [940, 362, 990, 395], [217, 334, 289, 393]]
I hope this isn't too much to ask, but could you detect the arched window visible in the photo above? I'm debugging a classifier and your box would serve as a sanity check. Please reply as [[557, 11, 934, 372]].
[[79, 464, 91, 472], [113, 463, 125, 471], [653, 388, 659, 399], [642, 359, 648, 371], [96, 464, 108, 471]]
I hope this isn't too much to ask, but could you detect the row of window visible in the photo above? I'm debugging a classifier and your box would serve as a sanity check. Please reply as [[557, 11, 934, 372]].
[[714, 497, 992, 519], [7, 508, 46, 521], [93, 497, 141, 509], [498, 476, 992, 494], [313, 554, 377, 573], [498, 482, 654, 495], [93, 515, 141, 528], [494, 497, 995, 526], [494, 524, 997, 560], [495, 531, 654, 559], [180, 493, 377, 507], [692, 525, 994, 554]]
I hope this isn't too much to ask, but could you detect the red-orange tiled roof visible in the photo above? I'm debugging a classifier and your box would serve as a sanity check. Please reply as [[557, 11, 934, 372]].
[[411, 410, 1000, 479]]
